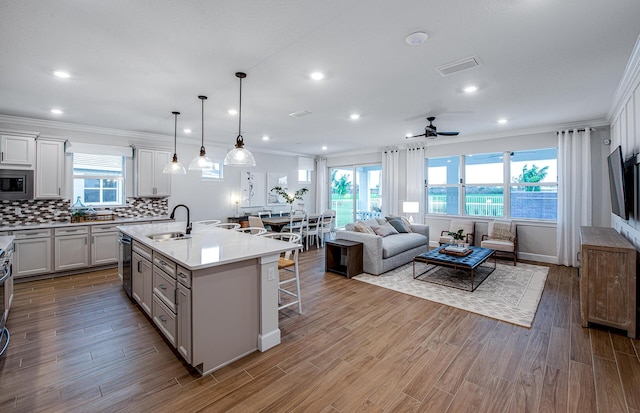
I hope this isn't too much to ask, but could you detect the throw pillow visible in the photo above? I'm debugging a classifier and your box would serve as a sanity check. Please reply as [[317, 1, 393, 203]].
[[400, 216, 413, 232], [385, 216, 409, 233], [353, 221, 376, 235], [490, 220, 514, 241], [371, 222, 399, 237]]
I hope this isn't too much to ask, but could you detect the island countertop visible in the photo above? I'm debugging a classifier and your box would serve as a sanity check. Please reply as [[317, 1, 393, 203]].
[[116, 221, 293, 271]]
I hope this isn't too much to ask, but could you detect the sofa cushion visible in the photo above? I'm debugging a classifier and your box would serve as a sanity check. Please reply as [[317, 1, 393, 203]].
[[481, 238, 515, 252], [385, 216, 409, 233], [371, 222, 398, 237], [382, 233, 428, 258], [354, 221, 376, 234], [400, 216, 413, 232]]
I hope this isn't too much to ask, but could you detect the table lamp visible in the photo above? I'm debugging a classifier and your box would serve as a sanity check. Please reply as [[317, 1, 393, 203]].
[[402, 201, 419, 223]]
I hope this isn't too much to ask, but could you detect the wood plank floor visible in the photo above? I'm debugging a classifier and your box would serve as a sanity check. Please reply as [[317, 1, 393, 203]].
[[1, 248, 639, 412]]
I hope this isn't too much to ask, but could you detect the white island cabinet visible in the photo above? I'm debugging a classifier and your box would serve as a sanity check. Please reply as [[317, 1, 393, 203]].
[[117, 221, 290, 375]]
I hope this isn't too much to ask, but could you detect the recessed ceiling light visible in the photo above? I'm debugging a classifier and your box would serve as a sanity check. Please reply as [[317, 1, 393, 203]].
[[497, 118, 508, 124], [349, 113, 360, 120], [262, 135, 269, 141], [183, 128, 192, 134], [310, 72, 325, 80], [50, 108, 63, 114], [53, 71, 70, 79], [321, 146, 327, 151], [405, 31, 429, 46], [228, 109, 237, 115], [463, 85, 478, 93]]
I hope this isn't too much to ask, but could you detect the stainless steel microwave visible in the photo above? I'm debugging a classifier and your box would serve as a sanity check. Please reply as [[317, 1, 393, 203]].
[[0, 169, 34, 200]]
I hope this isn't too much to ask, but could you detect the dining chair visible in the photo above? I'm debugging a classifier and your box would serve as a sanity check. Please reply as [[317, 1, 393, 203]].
[[301, 214, 321, 250], [261, 232, 303, 313], [318, 210, 336, 246], [257, 211, 272, 218], [211, 222, 241, 230], [234, 226, 267, 235]]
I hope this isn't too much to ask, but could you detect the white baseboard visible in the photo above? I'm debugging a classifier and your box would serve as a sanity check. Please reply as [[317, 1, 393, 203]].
[[258, 329, 281, 352]]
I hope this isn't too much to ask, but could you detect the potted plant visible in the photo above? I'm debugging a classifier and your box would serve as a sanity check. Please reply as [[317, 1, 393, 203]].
[[447, 229, 466, 246], [270, 186, 309, 231]]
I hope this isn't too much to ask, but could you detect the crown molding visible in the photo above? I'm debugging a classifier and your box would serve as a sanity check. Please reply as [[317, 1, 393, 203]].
[[608, 34, 640, 120]]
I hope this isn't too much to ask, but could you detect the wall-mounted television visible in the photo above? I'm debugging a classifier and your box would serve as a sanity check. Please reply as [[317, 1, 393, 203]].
[[607, 145, 629, 220]]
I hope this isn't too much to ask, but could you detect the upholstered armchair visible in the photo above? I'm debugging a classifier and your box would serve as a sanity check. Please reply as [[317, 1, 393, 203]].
[[439, 219, 475, 245], [480, 220, 517, 265]]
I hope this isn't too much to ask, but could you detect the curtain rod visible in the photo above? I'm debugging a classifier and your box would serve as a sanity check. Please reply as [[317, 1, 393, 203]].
[[556, 128, 596, 134]]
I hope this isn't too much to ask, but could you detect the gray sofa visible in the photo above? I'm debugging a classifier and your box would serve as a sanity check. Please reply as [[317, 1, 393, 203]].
[[335, 218, 429, 275]]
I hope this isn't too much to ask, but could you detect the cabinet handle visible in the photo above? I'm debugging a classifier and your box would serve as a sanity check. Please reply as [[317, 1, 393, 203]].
[[137, 261, 142, 273], [159, 283, 166, 290], [158, 315, 167, 323], [178, 272, 187, 279], [58, 187, 60, 196], [1, 152, 3, 162]]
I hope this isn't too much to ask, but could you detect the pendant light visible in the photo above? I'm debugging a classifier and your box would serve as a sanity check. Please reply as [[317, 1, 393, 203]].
[[163, 111, 187, 174], [224, 72, 256, 167], [189, 95, 214, 170]]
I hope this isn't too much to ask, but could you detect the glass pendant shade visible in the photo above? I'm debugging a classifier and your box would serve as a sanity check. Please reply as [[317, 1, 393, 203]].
[[163, 111, 187, 174], [224, 72, 256, 167], [189, 96, 214, 171]]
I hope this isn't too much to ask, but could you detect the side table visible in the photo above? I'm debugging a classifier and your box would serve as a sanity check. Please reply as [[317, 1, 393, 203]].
[[325, 239, 363, 278]]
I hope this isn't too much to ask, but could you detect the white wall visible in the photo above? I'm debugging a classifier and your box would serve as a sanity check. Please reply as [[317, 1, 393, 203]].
[[609, 36, 640, 248]]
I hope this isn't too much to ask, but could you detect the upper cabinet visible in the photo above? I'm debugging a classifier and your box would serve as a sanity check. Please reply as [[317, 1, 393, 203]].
[[0, 133, 36, 169], [35, 138, 65, 199], [135, 148, 171, 197]]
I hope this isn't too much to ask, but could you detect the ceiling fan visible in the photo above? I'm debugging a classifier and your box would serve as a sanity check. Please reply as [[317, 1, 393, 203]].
[[406, 116, 460, 139]]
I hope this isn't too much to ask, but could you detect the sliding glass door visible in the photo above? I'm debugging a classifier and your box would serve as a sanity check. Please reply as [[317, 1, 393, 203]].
[[330, 165, 382, 228]]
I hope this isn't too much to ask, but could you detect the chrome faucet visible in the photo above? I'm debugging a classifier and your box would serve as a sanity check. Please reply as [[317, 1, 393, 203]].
[[170, 204, 192, 234]]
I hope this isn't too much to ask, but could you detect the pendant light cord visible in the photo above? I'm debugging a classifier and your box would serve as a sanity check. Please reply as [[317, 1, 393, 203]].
[[173, 112, 178, 154], [237, 76, 243, 142], [201, 97, 205, 150]]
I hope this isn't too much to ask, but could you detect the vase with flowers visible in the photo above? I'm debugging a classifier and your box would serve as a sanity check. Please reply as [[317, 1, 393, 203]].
[[270, 186, 309, 231]]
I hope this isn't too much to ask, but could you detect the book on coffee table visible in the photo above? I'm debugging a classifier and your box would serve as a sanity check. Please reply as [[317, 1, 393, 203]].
[[444, 245, 469, 254]]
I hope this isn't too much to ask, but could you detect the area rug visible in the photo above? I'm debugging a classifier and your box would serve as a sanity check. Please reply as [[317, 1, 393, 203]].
[[352, 261, 548, 327]]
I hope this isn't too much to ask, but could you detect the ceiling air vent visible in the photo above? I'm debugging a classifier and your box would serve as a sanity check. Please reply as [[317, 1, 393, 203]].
[[436, 55, 481, 76], [289, 110, 312, 118]]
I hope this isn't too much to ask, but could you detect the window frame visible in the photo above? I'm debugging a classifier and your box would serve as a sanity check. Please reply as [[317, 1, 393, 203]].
[[72, 152, 126, 208]]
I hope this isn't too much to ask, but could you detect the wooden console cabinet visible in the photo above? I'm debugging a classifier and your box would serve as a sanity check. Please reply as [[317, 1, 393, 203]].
[[325, 239, 363, 278], [580, 226, 637, 338]]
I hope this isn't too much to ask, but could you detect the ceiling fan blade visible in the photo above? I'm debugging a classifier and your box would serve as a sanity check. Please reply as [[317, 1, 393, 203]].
[[405, 133, 426, 139], [437, 131, 460, 136]]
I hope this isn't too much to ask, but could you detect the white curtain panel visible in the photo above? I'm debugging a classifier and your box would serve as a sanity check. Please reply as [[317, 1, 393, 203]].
[[382, 149, 400, 216], [556, 128, 592, 267], [315, 157, 327, 213], [405, 147, 425, 220]]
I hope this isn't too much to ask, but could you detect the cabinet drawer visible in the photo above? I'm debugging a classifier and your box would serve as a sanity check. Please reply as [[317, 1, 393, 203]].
[[13, 228, 52, 239], [176, 265, 191, 288], [55, 226, 88, 235], [152, 295, 176, 347], [153, 252, 176, 278], [91, 224, 119, 233], [133, 241, 152, 261], [153, 266, 177, 312]]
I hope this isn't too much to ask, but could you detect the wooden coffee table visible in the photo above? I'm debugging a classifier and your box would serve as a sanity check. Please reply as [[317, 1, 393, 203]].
[[413, 245, 496, 292]]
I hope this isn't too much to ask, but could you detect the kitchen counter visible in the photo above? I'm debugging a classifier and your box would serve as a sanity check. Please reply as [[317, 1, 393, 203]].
[[117, 221, 293, 375], [117, 221, 292, 270], [0, 216, 170, 232], [0, 236, 14, 252]]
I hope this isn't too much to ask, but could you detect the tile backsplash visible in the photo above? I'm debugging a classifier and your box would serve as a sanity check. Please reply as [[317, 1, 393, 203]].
[[0, 198, 168, 226]]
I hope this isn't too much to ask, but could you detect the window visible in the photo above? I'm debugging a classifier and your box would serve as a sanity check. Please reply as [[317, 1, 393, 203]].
[[298, 156, 314, 184], [73, 153, 125, 207], [464, 152, 504, 217], [510, 148, 557, 220], [426, 156, 460, 215], [298, 169, 312, 183], [201, 162, 223, 180], [426, 148, 557, 220]]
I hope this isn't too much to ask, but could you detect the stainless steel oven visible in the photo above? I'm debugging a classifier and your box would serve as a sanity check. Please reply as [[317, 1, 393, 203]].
[[0, 169, 34, 200], [0, 248, 10, 356]]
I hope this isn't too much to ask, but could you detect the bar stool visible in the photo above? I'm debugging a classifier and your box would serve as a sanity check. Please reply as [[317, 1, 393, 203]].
[[234, 227, 267, 235], [211, 222, 241, 230], [262, 232, 302, 314], [193, 219, 222, 225]]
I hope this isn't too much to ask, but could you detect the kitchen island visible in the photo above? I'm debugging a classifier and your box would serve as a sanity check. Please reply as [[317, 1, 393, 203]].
[[117, 221, 294, 375]]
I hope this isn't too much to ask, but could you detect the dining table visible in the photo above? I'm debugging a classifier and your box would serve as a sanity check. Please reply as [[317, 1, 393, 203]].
[[261, 214, 320, 232]]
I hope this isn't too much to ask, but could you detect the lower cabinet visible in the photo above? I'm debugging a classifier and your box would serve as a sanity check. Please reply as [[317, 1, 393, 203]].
[[54, 227, 89, 271], [132, 242, 153, 316], [176, 282, 192, 363], [91, 224, 119, 266], [13, 229, 53, 278]]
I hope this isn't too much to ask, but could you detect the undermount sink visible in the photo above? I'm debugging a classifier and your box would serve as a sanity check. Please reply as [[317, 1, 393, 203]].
[[147, 232, 190, 242]]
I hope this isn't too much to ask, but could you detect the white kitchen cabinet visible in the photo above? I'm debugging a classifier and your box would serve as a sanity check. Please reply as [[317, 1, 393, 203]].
[[54, 227, 89, 271], [176, 282, 192, 363], [136, 148, 171, 197], [0, 134, 35, 168], [90, 224, 119, 266], [13, 229, 52, 278], [132, 242, 153, 316], [35, 138, 64, 199]]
